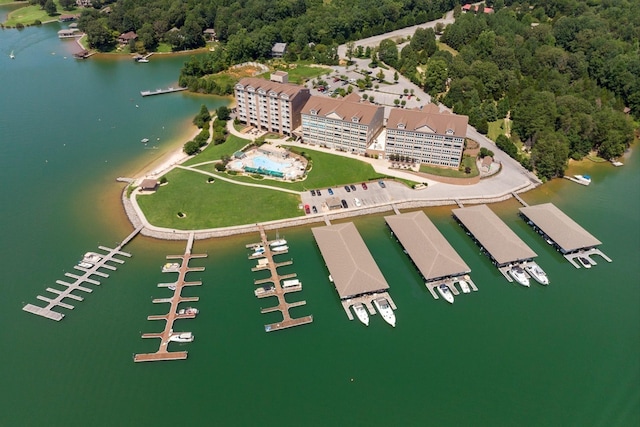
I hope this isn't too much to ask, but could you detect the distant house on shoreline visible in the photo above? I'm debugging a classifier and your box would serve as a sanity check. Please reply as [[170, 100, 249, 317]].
[[462, 4, 494, 14], [117, 31, 138, 46], [271, 43, 287, 58]]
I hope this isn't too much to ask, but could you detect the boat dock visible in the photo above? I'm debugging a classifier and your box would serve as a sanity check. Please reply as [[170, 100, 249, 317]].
[[247, 226, 313, 332], [519, 203, 612, 268], [385, 211, 477, 300], [140, 87, 187, 97], [134, 232, 207, 362], [452, 205, 539, 283], [312, 222, 397, 323], [23, 226, 142, 321]]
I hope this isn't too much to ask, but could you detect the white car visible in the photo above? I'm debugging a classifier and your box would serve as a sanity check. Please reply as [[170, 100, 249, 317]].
[[354, 198, 362, 207]]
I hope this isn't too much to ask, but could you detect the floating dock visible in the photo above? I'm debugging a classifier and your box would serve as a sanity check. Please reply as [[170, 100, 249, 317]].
[[519, 203, 611, 268], [385, 211, 478, 300], [134, 232, 206, 362], [23, 226, 142, 321], [247, 227, 313, 332], [311, 222, 397, 322], [140, 87, 187, 97], [452, 205, 539, 283]]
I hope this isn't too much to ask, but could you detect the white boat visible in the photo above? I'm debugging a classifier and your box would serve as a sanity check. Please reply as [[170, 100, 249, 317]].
[[282, 279, 300, 288], [352, 303, 369, 326], [578, 256, 592, 269], [525, 264, 549, 285], [373, 298, 396, 327], [169, 332, 194, 343], [141, 138, 149, 143], [10, 50, 15, 59], [269, 239, 287, 247], [137, 58, 149, 63], [77, 262, 93, 269], [177, 307, 198, 316], [254, 285, 275, 296], [437, 284, 454, 304], [458, 280, 471, 294], [83, 252, 102, 263], [272, 245, 288, 252], [162, 262, 180, 272], [509, 266, 530, 287], [168, 285, 176, 291], [574, 174, 591, 185]]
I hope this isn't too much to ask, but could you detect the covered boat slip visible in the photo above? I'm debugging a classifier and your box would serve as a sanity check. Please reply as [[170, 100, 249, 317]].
[[384, 211, 478, 299], [453, 204, 538, 282], [311, 222, 396, 320], [519, 202, 611, 268]]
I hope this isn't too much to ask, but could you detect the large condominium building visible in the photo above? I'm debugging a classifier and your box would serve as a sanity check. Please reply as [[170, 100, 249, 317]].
[[300, 94, 384, 154], [385, 105, 468, 168], [234, 77, 311, 136]]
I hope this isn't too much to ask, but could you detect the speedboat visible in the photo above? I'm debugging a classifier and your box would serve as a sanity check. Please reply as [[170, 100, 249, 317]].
[[251, 246, 265, 257], [169, 332, 194, 343], [10, 50, 15, 59], [524, 264, 549, 285], [272, 245, 288, 252], [254, 285, 275, 296], [167, 285, 176, 291], [83, 252, 102, 263], [141, 138, 149, 143], [574, 174, 591, 185], [458, 280, 471, 294], [509, 266, 530, 287], [437, 284, 454, 304], [270, 239, 287, 247], [177, 307, 199, 316], [77, 262, 93, 269], [578, 256, 592, 269], [352, 303, 369, 326], [373, 298, 396, 327], [162, 262, 180, 272]]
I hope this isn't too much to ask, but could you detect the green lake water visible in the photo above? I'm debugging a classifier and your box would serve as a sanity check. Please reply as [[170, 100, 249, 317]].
[[1, 20, 639, 427]]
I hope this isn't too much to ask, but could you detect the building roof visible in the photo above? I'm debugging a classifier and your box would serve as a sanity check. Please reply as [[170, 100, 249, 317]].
[[387, 107, 468, 138], [139, 179, 159, 191], [311, 222, 389, 298], [453, 204, 537, 265], [203, 28, 216, 34], [519, 203, 601, 252], [118, 31, 137, 41], [385, 211, 470, 280], [236, 77, 309, 100], [301, 95, 383, 126], [272, 42, 287, 53]]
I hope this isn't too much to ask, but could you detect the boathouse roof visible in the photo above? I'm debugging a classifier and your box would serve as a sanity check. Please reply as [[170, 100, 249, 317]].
[[385, 211, 470, 281], [519, 203, 601, 252], [453, 204, 537, 266], [311, 222, 389, 299]]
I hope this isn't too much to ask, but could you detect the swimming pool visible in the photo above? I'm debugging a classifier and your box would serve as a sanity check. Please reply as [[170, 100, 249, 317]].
[[252, 156, 291, 173]]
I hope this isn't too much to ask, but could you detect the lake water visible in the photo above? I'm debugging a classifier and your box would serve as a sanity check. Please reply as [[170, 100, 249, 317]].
[[1, 19, 639, 427]]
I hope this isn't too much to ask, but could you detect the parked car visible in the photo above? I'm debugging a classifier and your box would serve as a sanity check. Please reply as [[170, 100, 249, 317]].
[[354, 198, 362, 207], [317, 189, 322, 196], [328, 188, 334, 195], [378, 180, 386, 188], [310, 189, 316, 196], [312, 206, 318, 214], [361, 182, 368, 190], [304, 204, 310, 214], [341, 199, 348, 208], [344, 185, 351, 192], [349, 184, 356, 191]]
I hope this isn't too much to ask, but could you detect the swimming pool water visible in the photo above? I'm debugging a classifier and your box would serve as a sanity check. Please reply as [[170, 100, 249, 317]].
[[252, 156, 291, 172]]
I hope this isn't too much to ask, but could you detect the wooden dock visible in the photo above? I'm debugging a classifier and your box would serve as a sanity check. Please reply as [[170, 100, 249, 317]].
[[248, 226, 313, 332], [140, 87, 187, 97], [134, 232, 207, 362], [23, 226, 142, 321]]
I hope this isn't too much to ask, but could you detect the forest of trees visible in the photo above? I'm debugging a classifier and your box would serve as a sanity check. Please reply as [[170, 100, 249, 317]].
[[384, 0, 638, 179]]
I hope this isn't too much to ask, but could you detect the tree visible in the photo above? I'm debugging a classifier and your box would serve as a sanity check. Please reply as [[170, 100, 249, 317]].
[[137, 23, 157, 51], [84, 19, 115, 51], [59, 0, 75, 11], [378, 39, 398, 68], [44, 0, 56, 16], [531, 131, 569, 180], [193, 104, 211, 128], [183, 140, 200, 155], [423, 58, 448, 96], [345, 41, 355, 65], [216, 106, 231, 121], [376, 69, 385, 82], [393, 71, 399, 82]]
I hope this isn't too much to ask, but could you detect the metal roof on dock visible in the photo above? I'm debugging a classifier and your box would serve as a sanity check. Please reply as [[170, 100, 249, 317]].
[[385, 211, 470, 281], [311, 222, 389, 299], [519, 203, 601, 252], [452, 204, 537, 265]]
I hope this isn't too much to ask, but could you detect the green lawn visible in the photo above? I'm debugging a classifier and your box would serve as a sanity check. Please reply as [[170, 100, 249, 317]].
[[183, 134, 252, 166], [193, 146, 387, 191], [419, 155, 479, 178], [437, 41, 458, 56], [4, 1, 79, 26], [267, 64, 333, 85], [136, 168, 303, 229], [488, 119, 509, 141]]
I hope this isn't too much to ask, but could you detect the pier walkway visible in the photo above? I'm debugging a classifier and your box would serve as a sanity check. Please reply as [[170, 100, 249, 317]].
[[140, 87, 187, 97], [134, 232, 207, 362], [23, 226, 142, 321], [247, 226, 313, 332]]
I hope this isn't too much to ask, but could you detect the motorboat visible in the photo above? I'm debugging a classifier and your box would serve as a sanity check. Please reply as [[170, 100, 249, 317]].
[[524, 264, 549, 285], [437, 284, 454, 304], [352, 303, 369, 326], [251, 246, 265, 257], [177, 307, 199, 316], [162, 262, 180, 272], [509, 266, 530, 287], [373, 298, 396, 327], [169, 332, 194, 343], [578, 256, 592, 269], [141, 138, 149, 143], [167, 284, 176, 291], [83, 252, 102, 263], [77, 262, 93, 269], [272, 245, 288, 252], [282, 279, 300, 288], [254, 285, 275, 296], [10, 50, 15, 59], [458, 280, 471, 294], [574, 174, 591, 185], [269, 239, 287, 247]]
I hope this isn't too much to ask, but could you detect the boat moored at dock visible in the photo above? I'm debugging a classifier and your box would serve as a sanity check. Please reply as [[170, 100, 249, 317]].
[[373, 298, 396, 327], [282, 279, 301, 288], [162, 262, 180, 272], [169, 332, 194, 343], [272, 245, 288, 252], [254, 285, 275, 296], [525, 264, 549, 285], [177, 307, 199, 316], [458, 280, 471, 294], [352, 303, 369, 326], [578, 256, 592, 269], [437, 284, 454, 304], [269, 239, 287, 247], [509, 266, 530, 287], [77, 261, 93, 269]]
